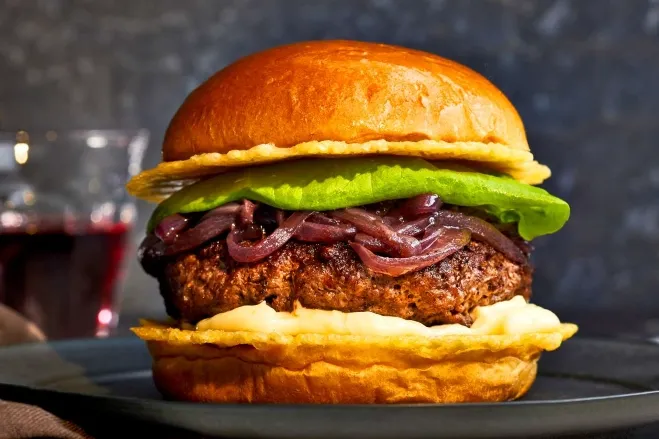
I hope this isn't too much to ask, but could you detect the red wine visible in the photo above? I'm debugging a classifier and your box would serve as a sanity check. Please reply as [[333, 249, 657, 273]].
[[0, 220, 132, 340]]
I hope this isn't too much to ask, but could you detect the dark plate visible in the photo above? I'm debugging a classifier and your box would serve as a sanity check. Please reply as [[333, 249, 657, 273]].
[[1, 336, 659, 438]]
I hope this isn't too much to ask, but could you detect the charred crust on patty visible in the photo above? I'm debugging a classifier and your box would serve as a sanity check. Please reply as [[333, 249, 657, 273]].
[[156, 239, 532, 327]]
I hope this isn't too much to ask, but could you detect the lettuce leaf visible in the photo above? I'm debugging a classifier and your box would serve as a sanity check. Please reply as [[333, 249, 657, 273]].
[[147, 157, 570, 240]]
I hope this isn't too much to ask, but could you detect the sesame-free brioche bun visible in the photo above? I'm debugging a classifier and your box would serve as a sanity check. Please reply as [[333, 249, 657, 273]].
[[164, 39, 528, 161], [127, 40, 550, 202], [132, 320, 577, 404]]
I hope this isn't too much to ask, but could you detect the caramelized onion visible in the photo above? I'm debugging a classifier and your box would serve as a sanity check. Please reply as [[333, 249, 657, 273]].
[[394, 215, 436, 236], [200, 202, 241, 221], [399, 193, 442, 218], [417, 226, 445, 253], [383, 216, 403, 226], [350, 228, 471, 277], [330, 208, 420, 257], [237, 224, 264, 241], [434, 211, 526, 264], [154, 214, 189, 244], [354, 233, 393, 254], [146, 193, 525, 277], [227, 211, 312, 263], [164, 215, 235, 256], [295, 222, 357, 243], [339, 208, 380, 222], [367, 201, 395, 217], [308, 213, 344, 226], [137, 234, 166, 277], [240, 199, 256, 225]]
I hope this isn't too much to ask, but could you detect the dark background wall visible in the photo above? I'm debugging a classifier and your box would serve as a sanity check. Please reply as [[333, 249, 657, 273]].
[[2, 0, 658, 337]]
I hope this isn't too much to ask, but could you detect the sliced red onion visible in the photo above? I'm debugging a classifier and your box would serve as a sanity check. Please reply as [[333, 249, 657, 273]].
[[276, 210, 285, 225], [227, 211, 312, 263], [350, 228, 471, 277], [417, 226, 445, 253], [240, 199, 256, 224], [330, 208, 420, 257], [394, 214, 436, 236], [163, 215, 235, 256], [426, 228, 471, 252], [295, 222, 357, 243], [354, 233, 393, 254], [199, 202, 241, 221], [308, 213, 344, 226], [154, 214, 189, 244], [399, 194, 442, 218], [434, 211, 526, 264], [366, 201, 395, 217], [138, 234, 166, 277], [383, 216, 403, 226], [342, 208, 381, 222], [236, 224, 264, 241], [142, 192, 529, 280]]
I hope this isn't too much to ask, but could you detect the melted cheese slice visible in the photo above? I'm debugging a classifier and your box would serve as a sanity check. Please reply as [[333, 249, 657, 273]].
[[195, 295, 562, 337]]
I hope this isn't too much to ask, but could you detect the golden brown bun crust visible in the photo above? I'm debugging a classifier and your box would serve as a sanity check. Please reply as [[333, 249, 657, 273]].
[[163, 40, 528, 162], [134, 320, 577, 404], [151, 343, 537, 404]]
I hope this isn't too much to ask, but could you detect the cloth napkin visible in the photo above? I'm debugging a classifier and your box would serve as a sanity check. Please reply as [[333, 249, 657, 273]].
[[0, 400, 92, 439], [0, 304, 92, 439]]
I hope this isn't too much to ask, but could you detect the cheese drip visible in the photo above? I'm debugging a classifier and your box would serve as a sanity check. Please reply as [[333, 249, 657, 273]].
[[196, 295, 562, 337]]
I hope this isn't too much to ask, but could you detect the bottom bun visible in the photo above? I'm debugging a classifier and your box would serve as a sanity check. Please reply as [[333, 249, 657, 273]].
[[150, 346, 538, 404], [132, 321, 577, 404]]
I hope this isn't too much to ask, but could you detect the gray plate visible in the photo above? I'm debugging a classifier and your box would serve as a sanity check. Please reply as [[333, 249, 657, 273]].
[[1, 336, 659, 438]]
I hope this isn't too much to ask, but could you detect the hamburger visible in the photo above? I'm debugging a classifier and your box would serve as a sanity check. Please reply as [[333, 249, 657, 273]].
[[128, 40, 577, 404]]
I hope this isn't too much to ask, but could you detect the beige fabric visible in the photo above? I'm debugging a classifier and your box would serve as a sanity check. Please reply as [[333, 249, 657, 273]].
[[0, 401, 91, 439], [0, 305, 89, 438], [0, 305, 46, 347]]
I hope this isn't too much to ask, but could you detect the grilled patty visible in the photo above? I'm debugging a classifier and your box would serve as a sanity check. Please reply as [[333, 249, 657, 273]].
[[154, 238, 533, 327]]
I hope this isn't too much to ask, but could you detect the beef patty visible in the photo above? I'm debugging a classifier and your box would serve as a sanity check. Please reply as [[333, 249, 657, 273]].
[[154, 238, 533, 327]]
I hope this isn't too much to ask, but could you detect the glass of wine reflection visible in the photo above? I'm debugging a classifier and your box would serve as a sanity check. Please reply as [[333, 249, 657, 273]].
[[0, 129, 148, 340]]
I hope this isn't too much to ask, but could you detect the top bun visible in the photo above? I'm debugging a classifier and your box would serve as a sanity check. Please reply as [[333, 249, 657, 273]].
[[162, 40, 528, 162], [126, 40, 549, 202]]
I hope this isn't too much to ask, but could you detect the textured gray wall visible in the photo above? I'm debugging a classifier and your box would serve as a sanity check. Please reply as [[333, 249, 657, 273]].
[[2, 0, 659, 336]]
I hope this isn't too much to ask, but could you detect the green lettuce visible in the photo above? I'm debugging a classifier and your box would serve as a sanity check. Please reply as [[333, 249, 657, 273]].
[[147, 156, 570, 241]]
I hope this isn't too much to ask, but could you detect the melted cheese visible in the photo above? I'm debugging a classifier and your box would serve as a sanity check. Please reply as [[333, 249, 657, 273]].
[[195, 295, 562, 337]]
